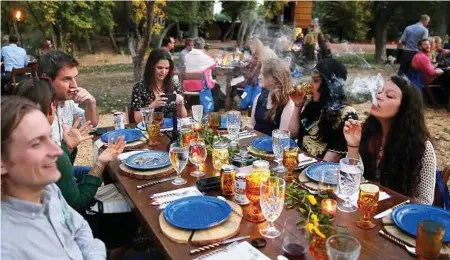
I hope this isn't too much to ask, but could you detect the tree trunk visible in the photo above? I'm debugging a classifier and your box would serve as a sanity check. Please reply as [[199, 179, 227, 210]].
[[188, 23, 199, 38], [434, 2, 448, 39], [109, 31, 120, 54], [51, 24, 58, 49], [374, 23, 387, 63], [222, 21, 236, 42], [131, 1, 155, 83], [227, 23, 236, 41], [12, 19, 22, 47], [84, 32, 94, 54], [157, 22, 176, 48], [58, 25, 66, 51]]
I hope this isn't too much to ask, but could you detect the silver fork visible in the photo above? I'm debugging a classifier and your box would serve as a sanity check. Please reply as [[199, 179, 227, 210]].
[[150, 189, 190, 200]]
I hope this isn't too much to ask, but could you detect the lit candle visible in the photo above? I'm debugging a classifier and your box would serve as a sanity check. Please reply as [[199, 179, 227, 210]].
[[321, 199, 337, 218], [192, 122, 202, 132]]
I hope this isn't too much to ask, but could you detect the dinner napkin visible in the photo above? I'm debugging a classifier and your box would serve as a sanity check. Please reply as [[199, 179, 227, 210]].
[[340, 191, 391, 207], [297, 153, 317, 168], [223, 132, 257, 141], [151, 186, 203, 209], [194, 241, 270, 260]]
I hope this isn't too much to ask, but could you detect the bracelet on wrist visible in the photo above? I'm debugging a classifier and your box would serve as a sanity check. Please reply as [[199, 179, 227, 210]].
[[347, 144, 359, 148]]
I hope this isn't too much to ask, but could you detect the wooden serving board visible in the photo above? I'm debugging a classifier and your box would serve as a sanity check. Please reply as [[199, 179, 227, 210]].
[[159, 200, 243, 246], [119, 163, 175, 180]]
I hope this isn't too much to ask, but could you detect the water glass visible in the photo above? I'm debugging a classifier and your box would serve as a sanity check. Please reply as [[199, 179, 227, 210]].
[[189, 140, 207, 178], [192, 105, 203, 123], [356, 183, 379, 229], [318, 167, 339, 198], [140, 107, 154, 125], [272, 129, 290, 172], [326, 234, 361, 260], [282, 146, 299, 183], [337, 158, 363, 213], [416, 220, 445, 259], [169, 142, 189, 185], [259, 176, 285, 238], [282, 216, 309, 257], [226, 111, 241, 145]]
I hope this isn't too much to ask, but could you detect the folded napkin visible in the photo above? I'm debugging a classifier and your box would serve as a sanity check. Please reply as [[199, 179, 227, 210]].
[[194, 241, 270, 260], [297, 153, 318, 168], [338, 191, 390, 207], [223, 132, 257, 141], [151, 186, 203, 209]]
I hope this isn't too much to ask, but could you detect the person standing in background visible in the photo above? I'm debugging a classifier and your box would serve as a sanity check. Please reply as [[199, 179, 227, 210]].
[[398, 14, 430, 75]]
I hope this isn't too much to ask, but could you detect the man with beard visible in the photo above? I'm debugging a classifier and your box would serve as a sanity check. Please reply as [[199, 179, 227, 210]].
[[412, 39, 444, 86]]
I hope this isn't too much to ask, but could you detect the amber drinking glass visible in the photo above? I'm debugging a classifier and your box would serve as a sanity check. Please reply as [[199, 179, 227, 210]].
[[208, 112, 221, 132], [152, 112, 164, 127], [181, 128, 196, 148], [356, 184, 379, 229], [416, 220, 445, 259], [282, 147, 299, 183], [146, 122, 160, 146], [245, 160, 270, 223], [309, 225, 338, 260]]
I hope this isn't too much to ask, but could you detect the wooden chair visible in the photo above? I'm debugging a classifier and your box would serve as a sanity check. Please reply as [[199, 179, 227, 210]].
[[10, 67, 36, 90], [433, 166, 450, 209]]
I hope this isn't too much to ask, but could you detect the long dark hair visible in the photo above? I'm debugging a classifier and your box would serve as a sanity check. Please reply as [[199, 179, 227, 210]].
[[360, 75, 431, 197], [143, 49, 174, 93]]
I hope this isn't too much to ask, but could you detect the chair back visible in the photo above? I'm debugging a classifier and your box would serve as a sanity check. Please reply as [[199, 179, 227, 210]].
[[182, 71, 205, 92], [434, 166, 450, 209]]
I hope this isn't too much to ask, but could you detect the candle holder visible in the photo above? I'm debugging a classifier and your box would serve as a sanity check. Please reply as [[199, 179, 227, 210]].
[[245, 160, 270, 223], [321, 199, 337, 218]]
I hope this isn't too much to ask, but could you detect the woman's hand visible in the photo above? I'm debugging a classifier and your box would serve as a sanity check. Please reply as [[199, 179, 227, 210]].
[[289, 89, 307, 107], [96, 136, 126, 167], [175, 92, 184, 106], [343, 119, 362, 147], [62, 117, 93, 149], [150, 94, 168, 109]]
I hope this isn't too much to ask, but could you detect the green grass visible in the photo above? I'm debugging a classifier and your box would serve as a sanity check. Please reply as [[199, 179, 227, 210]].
[[335, 53, 376, 67], [78, 63, 133, 74]]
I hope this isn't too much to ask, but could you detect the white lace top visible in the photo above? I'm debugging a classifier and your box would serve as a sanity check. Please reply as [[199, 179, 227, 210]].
[[413, 140, 436, 204]]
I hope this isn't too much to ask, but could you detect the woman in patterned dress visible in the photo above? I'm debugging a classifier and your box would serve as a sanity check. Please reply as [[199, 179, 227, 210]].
[[289, 58, 358, 162], [344, 75, 436, 204], [131, 49, 187, 122]]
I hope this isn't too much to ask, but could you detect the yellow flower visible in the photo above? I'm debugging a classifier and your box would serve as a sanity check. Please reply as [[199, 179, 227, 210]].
[[313, 226, 326, 239], [311, 214, 319, 226], [307, 195, 317, 205], [306, 223, 314, 233]]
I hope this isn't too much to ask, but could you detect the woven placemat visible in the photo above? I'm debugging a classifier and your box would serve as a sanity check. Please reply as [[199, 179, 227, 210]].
[[119, 163, 175, 180], [382, 214, 450, 255], [298, 170, 319, 190], [247, 145, 274, 160]]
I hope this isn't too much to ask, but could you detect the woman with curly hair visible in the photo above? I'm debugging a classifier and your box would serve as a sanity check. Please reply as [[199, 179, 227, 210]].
[[344, 75, 436, 204], [250, 58, 295, 136], [289, 58, 358, 162]]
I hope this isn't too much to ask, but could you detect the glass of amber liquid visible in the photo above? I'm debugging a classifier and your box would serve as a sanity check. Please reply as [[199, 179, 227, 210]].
[[416, 220, 445, 259], [356, 184, 379, 229], [181, 128, 196, 148], [152, 112, 164, 126], [146, 122, 160, 146], [282, 147, 299, 183], [208, 112, 221, 132]]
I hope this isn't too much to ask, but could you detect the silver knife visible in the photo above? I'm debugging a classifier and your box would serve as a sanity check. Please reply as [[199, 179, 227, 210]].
[[136, 176, 176, 189], [374, 199, 410, 219], [190, 236, 250, 254]]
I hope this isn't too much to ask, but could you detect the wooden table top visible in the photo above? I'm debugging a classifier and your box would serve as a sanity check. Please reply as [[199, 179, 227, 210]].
[[106, 129, 414, 260]]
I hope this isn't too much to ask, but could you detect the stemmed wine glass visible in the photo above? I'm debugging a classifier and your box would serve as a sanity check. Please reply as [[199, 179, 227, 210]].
[[169, 142, 189, 185], [337, 158, 363, 212], [226, 111, 241, 145], [140, 107, 154, 126], [192, 105, 203, 123], [272, 129, 290, 172], [189, 140, 207, 178], [260, 176, 286, 238]]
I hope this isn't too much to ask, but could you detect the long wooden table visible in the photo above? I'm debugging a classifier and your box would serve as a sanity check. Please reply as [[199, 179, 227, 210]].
[[107, 130, 415, 260]]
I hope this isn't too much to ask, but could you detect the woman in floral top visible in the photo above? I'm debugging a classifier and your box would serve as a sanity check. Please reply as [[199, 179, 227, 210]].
[[131, 49, 187, 122]]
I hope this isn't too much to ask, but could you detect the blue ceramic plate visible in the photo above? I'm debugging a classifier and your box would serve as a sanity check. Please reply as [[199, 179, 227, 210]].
[[137, 118, 173, 131], [305, 162, 339, 185], [101, 129, 144, 143], [392, 204, 450, 242], [250, 136, 297, 153], [164, 196, 232, 230], [125, 151, 171, 170]]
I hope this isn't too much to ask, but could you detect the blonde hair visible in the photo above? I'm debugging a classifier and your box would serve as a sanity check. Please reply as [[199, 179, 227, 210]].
[[433, 36, 442, 45], [304, 34, 316, 45], [261, 58, 292, 121], [249, 38, 265, 60]]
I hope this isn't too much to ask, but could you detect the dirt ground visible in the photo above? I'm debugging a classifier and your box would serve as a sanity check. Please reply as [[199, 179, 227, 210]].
[[73, 62, 449, 171]]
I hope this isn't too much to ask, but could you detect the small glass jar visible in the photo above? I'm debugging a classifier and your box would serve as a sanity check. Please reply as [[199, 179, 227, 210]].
[[212, 141, 229, 171], [245, 160, 270, 223]]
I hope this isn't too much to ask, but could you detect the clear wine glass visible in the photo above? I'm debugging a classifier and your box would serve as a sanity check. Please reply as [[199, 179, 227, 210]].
[[189, 140, 207, 178], [140, 107, 154, 125], [337, 158, 363, 212], [272, 129, 290, 172], [192, 105, 203, 123], [226, 111, 241, 145], [169, 142, 189, 185], [260, 176, 285, 238]]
